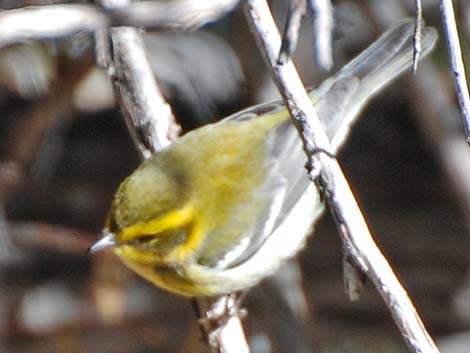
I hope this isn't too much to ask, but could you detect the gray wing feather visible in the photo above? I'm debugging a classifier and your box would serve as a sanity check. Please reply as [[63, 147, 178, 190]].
[[315, 20, 438, 149], [222, 20, 437, 268]]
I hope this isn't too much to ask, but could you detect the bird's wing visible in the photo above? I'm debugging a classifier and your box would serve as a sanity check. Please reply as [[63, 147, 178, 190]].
[[219, 20, 437, 269]]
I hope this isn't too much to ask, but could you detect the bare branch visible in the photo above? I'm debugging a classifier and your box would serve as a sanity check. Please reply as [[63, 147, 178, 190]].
[[278, 0, 306, 64], [193, 297, 250, 353], [0, 1, 241, 49], [0, 5, 106, 48], [244, 1, 440, 352], [440, 0, 470, 146], [412, 0, 423, 73], [109, 28, 179, 156], [108, 0, 241, 31], [308, 0, 333, 71], [277, 0, 333, 70]]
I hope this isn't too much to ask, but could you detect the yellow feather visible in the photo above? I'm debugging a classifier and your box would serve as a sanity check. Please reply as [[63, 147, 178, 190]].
[[120, 205, 194, 240]]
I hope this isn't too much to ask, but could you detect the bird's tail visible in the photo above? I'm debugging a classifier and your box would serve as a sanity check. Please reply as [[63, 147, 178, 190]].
[[313, 19, 438, 151]]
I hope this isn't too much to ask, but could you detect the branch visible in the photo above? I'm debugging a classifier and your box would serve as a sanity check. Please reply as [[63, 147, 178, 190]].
[[278, 0, 306, 65], [277, 0, 333, 70], [109, 27, 178, 156], [244, 1, 440, 352], [309, 0, 333, 71], [193, 296, 251, 353], [440, 0, 470, 146], [0, 4, 106, 48], [0, 1, 241, 49], [107, 0, 241, 31], [412, 0, 423, 73]]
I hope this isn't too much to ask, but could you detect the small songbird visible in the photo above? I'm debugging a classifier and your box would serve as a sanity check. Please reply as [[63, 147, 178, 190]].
[[90, 20, 437, 297]]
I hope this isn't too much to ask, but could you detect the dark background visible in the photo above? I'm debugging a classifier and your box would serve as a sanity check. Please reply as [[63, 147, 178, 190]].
[[0, 1, 468, 352]]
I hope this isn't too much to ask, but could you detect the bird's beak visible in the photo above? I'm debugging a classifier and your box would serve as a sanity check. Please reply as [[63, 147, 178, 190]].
[[88, 231, 116, 253]]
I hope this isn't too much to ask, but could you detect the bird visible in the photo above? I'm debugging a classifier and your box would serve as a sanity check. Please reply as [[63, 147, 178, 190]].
[[89, 20, 437, 297]]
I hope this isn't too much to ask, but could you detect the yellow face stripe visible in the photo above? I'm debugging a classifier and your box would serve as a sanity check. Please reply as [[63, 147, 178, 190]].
[[120, 205, 194, 241], [114, 245, 162, 264], [118, 204, 208, 264], [164, 218, 206, 263]]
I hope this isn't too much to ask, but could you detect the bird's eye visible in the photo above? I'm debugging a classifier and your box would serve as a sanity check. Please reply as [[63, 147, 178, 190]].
[[129, 226, 188, 255], [134, 235, 155, 244], [128, 235, 159, 249]]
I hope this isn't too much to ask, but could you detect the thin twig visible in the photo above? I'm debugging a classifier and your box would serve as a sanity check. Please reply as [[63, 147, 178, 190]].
[[440, 0, 470, 146], [278, 0, 306, 64], [194, 296, 250, 353], [103, 11, 249, 353], [308, 0, 333, 71], [412, 0, 423, 73], [244, 1, 440, 352]]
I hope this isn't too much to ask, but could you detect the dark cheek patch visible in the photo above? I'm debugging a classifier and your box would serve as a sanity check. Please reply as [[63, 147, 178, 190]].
[[128, 226, 189, 256]]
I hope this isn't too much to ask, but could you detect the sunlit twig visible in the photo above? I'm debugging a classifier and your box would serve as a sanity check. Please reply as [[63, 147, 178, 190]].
[[440, 0, 470, 146], [309, 0, 333, 70], [412, 0, 423, 73]]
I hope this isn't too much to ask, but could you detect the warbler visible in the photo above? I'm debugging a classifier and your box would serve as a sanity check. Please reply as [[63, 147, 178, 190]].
[[90, 20, 437, 296]]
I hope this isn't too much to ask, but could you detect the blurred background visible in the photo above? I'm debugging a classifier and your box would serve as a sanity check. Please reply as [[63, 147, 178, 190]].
[[0, 0, 469, 352]]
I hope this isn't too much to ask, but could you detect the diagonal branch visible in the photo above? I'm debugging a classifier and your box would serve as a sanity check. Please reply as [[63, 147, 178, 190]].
[[244, 1, 440, 352], [109, 27, 178, 156]]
